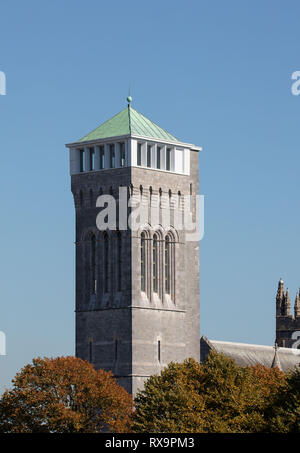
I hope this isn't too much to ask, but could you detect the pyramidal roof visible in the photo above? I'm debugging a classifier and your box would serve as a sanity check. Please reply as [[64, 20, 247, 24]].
[[77, 106, 180, 144]]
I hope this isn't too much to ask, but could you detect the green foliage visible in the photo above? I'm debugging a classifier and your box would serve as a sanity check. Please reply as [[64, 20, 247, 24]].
[[133, 352, 286, 433], [267, 367, 300, 432]]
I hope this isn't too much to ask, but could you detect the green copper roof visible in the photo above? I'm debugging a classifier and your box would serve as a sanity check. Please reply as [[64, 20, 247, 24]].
[[77, 106, 180, 143]]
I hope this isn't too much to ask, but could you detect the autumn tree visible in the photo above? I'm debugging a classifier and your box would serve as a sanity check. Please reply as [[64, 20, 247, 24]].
[[0, 356, 133, 433], [266, 366, 300, 432], [133, 352, 285, 433]]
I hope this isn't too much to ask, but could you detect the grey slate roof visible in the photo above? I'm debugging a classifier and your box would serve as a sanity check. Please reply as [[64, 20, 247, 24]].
[[200, 336, 300, 372]]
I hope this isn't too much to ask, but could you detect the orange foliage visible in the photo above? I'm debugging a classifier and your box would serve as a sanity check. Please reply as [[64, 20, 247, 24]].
[[0, 356, 133, 433]]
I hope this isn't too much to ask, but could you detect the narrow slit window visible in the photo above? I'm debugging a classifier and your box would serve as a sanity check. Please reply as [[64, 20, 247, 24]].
[[153, 234, 158, 293], [104, 233, 109, 293], [109, 144, 115, 168], [120, 142, 125, 167], [141, 232, 146, 292], [158, 340, 161, 363], [89, 340, 93, 363], [100, 146, 105, 169], [80, 149, 85, 172], [166, 148, 171, 171], [147, 145, 151, 168], [117, 232, 122, 291], [165, 236, 170, 294], [157, 146, 161, 169], [91, 235, 96, 294], [89, 147, 95, 171], [168, 189, 172, 207], [137, 143, 142, 166], [115, 339, 118, 362]]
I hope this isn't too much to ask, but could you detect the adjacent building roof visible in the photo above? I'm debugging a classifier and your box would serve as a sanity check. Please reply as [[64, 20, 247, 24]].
[[77, 105, 181, 144], [200, 336, 300, 372]]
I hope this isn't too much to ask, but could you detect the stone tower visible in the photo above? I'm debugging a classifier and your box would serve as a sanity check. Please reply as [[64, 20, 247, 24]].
[[276, 278, 300, 348], [66, 98, 201, 395]]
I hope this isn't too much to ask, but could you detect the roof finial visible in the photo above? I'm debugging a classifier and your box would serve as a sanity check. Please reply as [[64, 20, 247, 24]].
[[127, 86, 132, 107], [271, 341, 282, 370]]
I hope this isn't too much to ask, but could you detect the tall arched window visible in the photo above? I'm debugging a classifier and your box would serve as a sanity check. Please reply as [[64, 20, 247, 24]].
[[91, 234, 96, 294], [153, 234, 158, 293], [178, 191, 181, 208], [141, 232, 146, 292], [165, 235, 171, 294], [168, 189, 172, 207], [104, 233, 109, 293], [117, 232, 122, 291]]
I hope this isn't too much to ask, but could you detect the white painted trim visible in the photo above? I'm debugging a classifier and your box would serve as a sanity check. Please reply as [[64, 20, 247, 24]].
[[66, 134, 202, 152]]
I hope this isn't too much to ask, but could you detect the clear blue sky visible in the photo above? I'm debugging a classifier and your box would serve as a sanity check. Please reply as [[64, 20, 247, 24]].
[[0, 0, 300, 392]]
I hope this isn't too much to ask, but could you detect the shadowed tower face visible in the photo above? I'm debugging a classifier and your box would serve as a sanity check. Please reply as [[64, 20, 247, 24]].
[[276, 278, 300, 348], [66, 98, 201, 395]]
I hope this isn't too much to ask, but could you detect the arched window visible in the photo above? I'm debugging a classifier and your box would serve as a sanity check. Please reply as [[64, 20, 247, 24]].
[[141, 232, 146, 292], [168, 189, 172, 207], [104, 233, 109, 293], [91, 234, 96, 294], [153, 234, 158, 293], [165, 235, 171, 294], [117, 232, 122, 291], [140, 185, 143, 205], [178, 191, 181, 208]]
